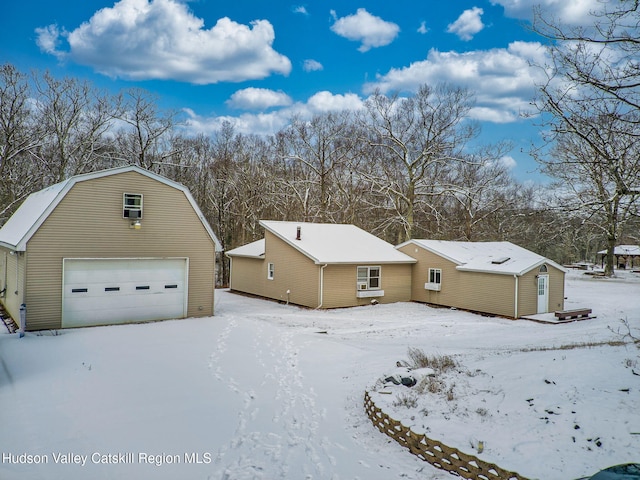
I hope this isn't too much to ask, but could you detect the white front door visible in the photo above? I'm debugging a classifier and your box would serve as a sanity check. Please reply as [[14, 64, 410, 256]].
[[62, 258, 188, 328], [537, 275, 549, 314]]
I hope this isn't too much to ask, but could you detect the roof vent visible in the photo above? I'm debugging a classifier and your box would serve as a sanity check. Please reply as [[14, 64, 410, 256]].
[[491, 257, 510, 265], [296, 225, 301, 240]]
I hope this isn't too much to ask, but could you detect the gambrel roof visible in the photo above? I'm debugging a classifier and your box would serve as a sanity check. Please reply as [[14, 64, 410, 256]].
[[397, 239, 565, 276], [0, 165, 222, 251]]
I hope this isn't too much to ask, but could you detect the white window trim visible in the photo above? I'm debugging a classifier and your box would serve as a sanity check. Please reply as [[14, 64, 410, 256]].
[[356, 266, 384, 297], [123, 193, 143, 219], [267, 262, 275, 280], [425, 268, 442, 291]]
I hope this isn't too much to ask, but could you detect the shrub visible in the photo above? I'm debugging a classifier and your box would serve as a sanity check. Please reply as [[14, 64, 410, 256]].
[[407, 347, 458, 372]]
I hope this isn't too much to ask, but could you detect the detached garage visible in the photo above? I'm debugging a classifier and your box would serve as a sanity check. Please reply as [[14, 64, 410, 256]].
[[0, 166, 221, 331]]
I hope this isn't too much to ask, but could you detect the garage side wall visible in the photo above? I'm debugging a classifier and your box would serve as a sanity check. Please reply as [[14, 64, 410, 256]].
[[24, 171, 216, 330], [0, 247, 25, 326]]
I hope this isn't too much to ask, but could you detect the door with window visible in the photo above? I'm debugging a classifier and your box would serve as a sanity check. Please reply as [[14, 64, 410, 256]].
[[537, 274, 549, 313]]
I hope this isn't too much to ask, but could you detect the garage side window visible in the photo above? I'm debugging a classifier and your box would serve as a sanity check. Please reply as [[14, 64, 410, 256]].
[[267, 262, 275, 280], [123, 193, 143, 218]]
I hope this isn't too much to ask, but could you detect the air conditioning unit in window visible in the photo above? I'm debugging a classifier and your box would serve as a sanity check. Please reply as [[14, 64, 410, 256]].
[[358, 282, 368, 290]]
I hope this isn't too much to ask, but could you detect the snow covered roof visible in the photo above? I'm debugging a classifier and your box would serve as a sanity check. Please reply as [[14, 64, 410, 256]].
[[597, 245, 640, 256], [0, 165, 222, 252], [252, 220, 416, 265], [398, 239, 565, 276], [226, 239, 265, 258]]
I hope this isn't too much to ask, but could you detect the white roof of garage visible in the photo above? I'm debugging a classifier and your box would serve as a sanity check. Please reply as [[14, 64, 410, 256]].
[[257, 220, 416, 265], [398, 239, 565, 276], [0, 165, 222, 252]]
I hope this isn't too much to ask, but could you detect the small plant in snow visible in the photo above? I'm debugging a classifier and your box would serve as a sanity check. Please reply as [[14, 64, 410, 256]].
[[393, 392, 418, 409], [407, 347, 458, 373]]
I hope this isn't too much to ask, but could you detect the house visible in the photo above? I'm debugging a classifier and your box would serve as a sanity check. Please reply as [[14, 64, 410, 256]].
[[0, 166, 221, 331], [226, 220, 416, 308], [396, 240, 566, 318], [597, 245, 640, 269]]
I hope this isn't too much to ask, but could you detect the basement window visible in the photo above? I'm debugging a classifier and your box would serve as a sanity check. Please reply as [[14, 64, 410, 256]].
[[123, 193, 143, 219]]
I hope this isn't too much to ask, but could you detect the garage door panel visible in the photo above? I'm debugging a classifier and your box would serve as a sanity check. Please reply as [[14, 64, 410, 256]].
[[62, 258, 188, 328]]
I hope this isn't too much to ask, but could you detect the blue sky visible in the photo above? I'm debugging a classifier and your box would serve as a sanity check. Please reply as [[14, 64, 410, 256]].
[[1, 0, 602, 182]]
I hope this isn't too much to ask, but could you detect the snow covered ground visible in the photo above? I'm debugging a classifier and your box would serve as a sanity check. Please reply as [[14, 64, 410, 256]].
[[0, 269, 638, 480]]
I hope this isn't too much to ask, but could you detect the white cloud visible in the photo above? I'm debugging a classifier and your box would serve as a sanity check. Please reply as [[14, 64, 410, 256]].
[[363, 41, 551, 123], [447, 7, 485, 41], [306, 91, 364, 112], [293, 6, 309, 15], [330, 8, 400, 52], [417, 21, 429, 35], [303, 59, 323, 72], [35, 24, 65, 59], [35, 0, 291, 84], [499, 155, 517, 170], [184, 91, 365, 136], [491, 0, 602, 24], [226, 88, 293, 110]]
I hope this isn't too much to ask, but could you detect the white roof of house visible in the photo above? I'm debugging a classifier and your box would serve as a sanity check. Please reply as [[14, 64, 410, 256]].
[[398, 239, 565, 276], [597, 245, 640, 256], [232, 220, 416, 265], [0, 165, 222, 251], [226, 239, 265, 258]]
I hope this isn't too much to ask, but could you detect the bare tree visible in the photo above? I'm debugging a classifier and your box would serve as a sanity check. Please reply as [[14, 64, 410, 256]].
[[446, 142, 515, 241], [114, 88, 176, 171], [279, 111, 358, 222], [360, 84, 477, 242], [0, 64, 45, 222], [532, 2, 640, 274], [32, 71, 116, 183]]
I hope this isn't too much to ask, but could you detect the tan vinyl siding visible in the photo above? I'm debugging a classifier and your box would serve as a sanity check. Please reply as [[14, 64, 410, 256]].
[[24, 171, 216, 330], [229, 234, 412, 309], [261, 231, 319, 308], [517, 263, 565, 316], [229, 232, 319, 307], [398, 244, 516, 318], [0, 247, 25, 326], [399, 244, 566, 318], [322, 264, 412, 308], [229, 256, 266, 297]]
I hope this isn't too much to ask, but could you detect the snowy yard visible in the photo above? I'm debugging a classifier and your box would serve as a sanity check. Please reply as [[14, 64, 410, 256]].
[[0, 270, 638, 480]]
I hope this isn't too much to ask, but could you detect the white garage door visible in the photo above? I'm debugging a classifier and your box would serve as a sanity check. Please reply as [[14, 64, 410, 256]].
[[62, 258, 188, 328]]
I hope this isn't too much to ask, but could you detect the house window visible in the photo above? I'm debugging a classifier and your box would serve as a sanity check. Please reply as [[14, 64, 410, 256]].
[[539, 264, 548, 273], [425, 268, 442, 291], [267, 263, 275, 280], [123, 193, 143, 218], [429, 268, 442, 285], [357, 266, 381, 290]]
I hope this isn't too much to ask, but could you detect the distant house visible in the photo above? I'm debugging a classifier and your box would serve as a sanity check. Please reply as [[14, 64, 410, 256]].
[[396, 240, 566, 318], [597, 245, 640, 269], [0, 166, 221, 331], [226, 220, 416, 308]]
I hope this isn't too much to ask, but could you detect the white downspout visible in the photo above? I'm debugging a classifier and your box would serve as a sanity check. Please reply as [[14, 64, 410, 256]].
[[514, 274, 519, 318], [317, 264, 328, 309]]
